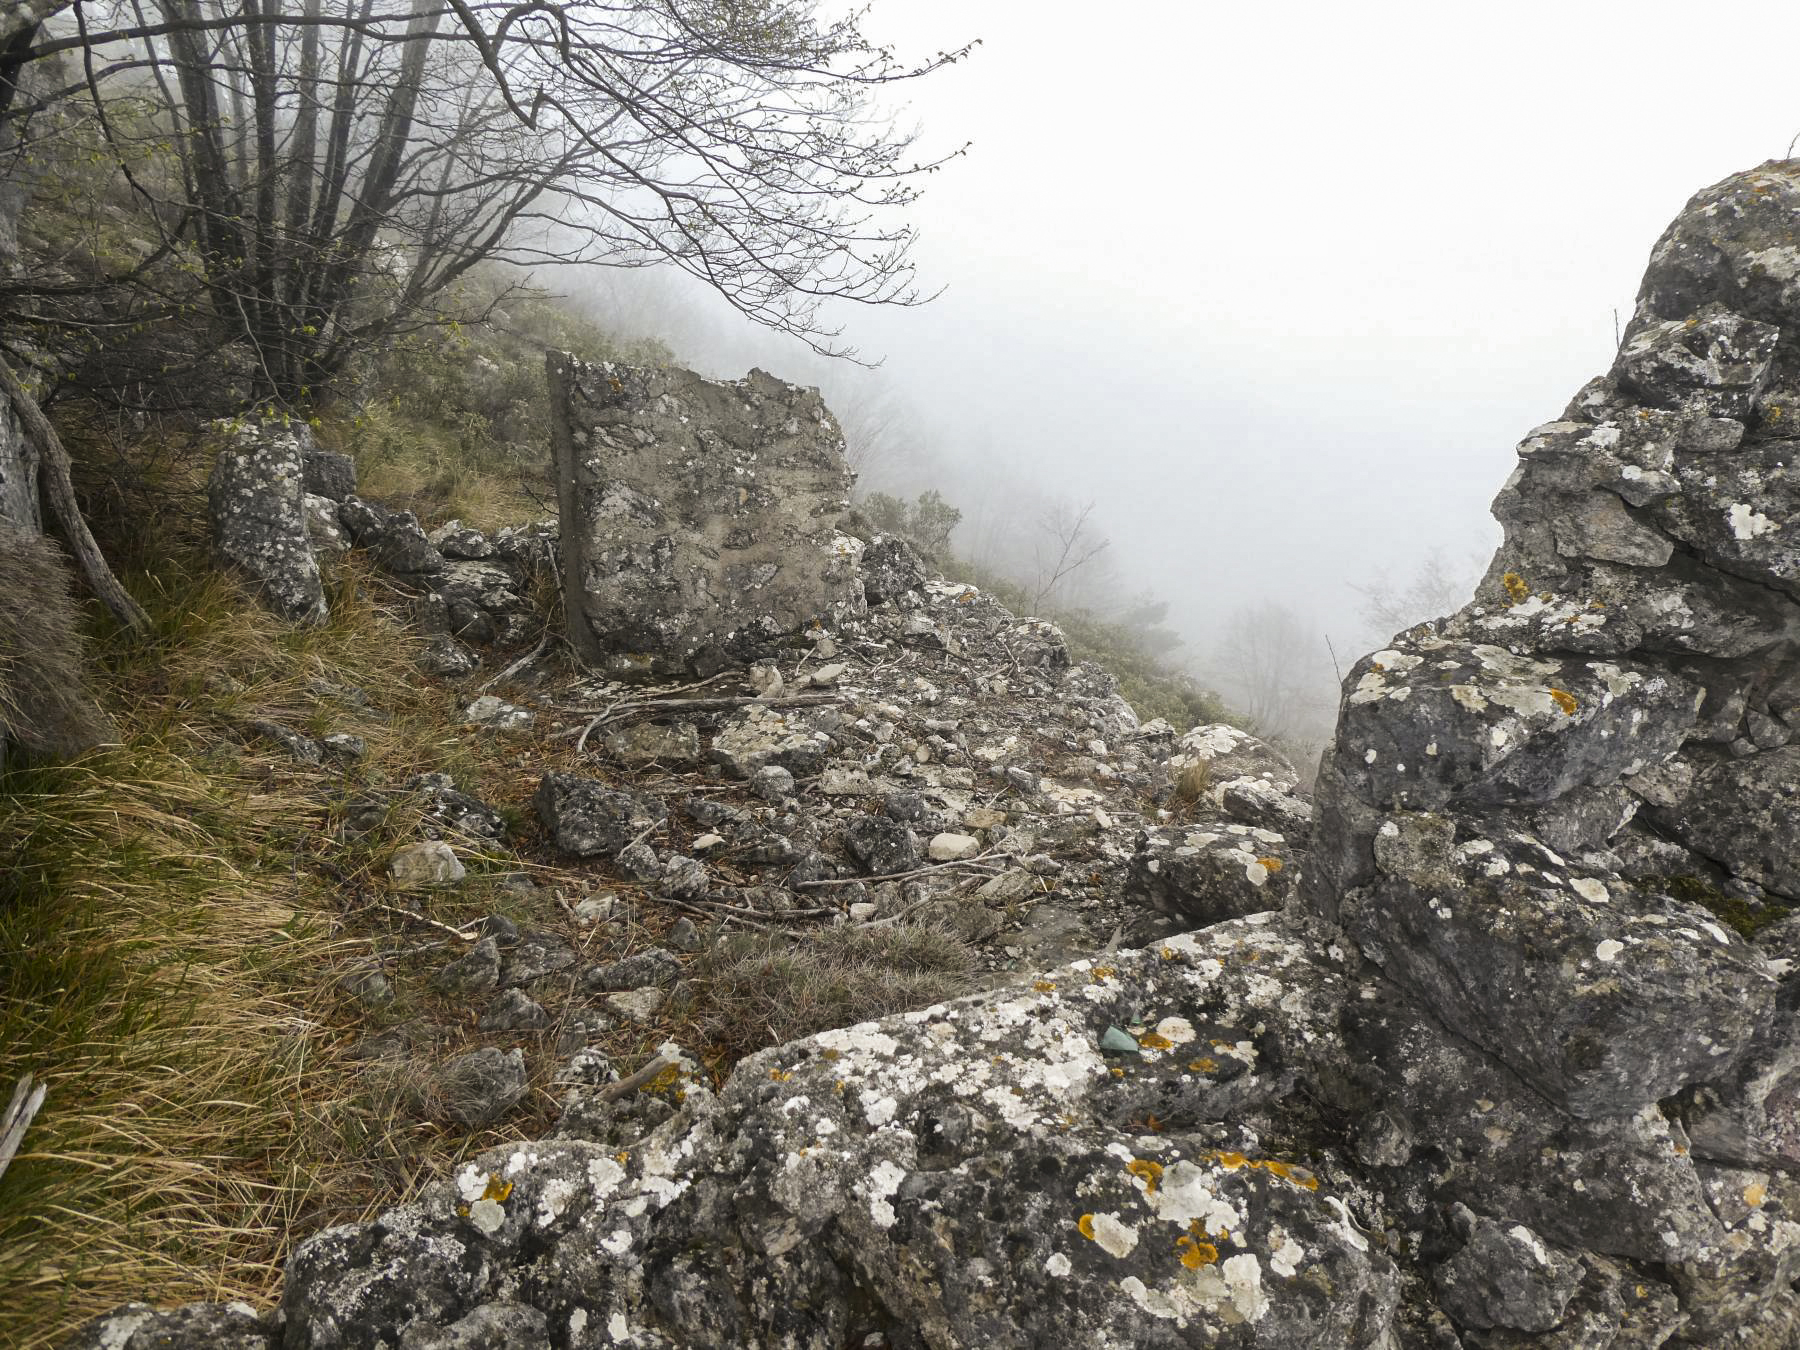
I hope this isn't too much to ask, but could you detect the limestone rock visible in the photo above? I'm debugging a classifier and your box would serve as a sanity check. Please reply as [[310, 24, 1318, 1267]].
[[339, 497, 446, 575], [604, 721, 701, 769], [711, 704, 836, 778], [860, 533, 929, 606], [390, 841, 466, 887], [207, 420, 328, 624], [301, 447, 356, 502], [64, 1302, 273, 1350], [534, 773, 666, 857], [418, 633, 480, 677], [548, 354, 866, 678]]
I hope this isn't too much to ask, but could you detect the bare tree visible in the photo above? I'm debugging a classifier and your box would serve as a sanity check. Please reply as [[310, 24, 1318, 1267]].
[[8, 0, 974, 406], [1211, 600, 1331, 744], [1029, 499, 1109, 613], [1349, 548, 1481, 644]]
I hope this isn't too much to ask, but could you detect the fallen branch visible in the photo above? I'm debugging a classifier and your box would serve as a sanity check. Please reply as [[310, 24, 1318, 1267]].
[[0, 1075, 48, 1188], [477, 633, 551, 694], [595, 1055, 677, 1103], [0, 355, 149, 632], [794, 852, 1017, 889], [373, 904, 479, 941]]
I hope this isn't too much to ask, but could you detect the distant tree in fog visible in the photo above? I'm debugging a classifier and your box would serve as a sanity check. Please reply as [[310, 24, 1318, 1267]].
[[1213, 600, 1332, 744], [1350, 549, 1481, 642]]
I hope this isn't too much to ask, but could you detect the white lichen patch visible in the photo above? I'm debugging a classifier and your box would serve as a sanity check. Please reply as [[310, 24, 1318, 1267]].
[[1596, 939, 1625, 963], [1727, 502, 1776, 540], [1087, 1211, 1139, 1258], [1570, 877, 1610, 905], [467, 1198, 505, 1235], [1045, 1251, 1072, 1278], [866, 1159, 907, 1229]]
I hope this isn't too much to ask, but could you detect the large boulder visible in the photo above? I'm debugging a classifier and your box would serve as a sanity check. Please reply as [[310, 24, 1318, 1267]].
[[547, 354, 867, 678], [206, 420, 329, 624], [1308, 161, 1800, 1202]]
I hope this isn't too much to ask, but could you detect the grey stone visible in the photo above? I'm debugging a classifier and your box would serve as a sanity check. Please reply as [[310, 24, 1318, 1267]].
[[477, 989, 548, 1033], [395, 1302, 550, 1349], [461, 695, 532, 730], [1432, 1208, 1585, 1334], [427, 520, 495, 560], [321, 732, 365, 761], [928, 832, 979, 861], [659, 853, 709, 900], [432, 1047, 527, 1128], [64, 1301, 274, 1350], [668, 917, 703, 952], [711, 704, 836, 778], [208, 421, 329, 624], [301, 448, 356, 501], [430, 937, 501, 995], [582, 947, 681, 991], [498, 929, 575, 987], [860, 532, 929, 606], [339, 497, 446, 575], [549, 355, 867, 678], [603, 987, 665, 1025], [751, 764, 797, 802], [390, 841, 466, 887], [843, 815, 920, 875], [302, 492, 350, 555], [418, 633, 480, 677], [534, 773, 666, 857], [604, 720, 702, 768]]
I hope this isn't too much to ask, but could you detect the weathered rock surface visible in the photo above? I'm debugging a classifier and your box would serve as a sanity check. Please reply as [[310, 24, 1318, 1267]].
[[207, 420, 330, 624], [548, 354, 866, 678], [73, 164, 1800, 1350]]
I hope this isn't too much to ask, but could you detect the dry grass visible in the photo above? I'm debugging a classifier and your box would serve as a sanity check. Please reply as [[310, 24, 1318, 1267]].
[[695, 924, 977, 1064], [0, 554, 523, 1347], [1172, 757, 1213, 806]]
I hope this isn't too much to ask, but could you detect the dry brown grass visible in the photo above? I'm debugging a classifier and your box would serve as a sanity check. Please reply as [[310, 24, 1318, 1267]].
[[695, 923, 977, 1065], [0, 554, 527, 1347]]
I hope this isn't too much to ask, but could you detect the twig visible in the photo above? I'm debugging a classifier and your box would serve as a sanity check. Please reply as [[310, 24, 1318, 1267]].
[[573, 699, 627, 754], [0, 1076, 48, 1188], [595, 1055, 677, 1103], [478, 633, 551, 694], [572, 693, 844, 718], [373, 904, 479, 941], [794, 851, 1017, 889]]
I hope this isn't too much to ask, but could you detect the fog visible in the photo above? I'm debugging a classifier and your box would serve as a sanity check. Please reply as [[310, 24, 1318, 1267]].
[[560, 0, 1800, 744]]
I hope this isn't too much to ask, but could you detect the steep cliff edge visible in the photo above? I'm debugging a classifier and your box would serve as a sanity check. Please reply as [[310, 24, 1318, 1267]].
[[68, 165, 1800, 1348]]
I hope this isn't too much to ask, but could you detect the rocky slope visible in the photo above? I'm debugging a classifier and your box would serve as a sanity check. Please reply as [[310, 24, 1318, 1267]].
[[68, 163, 1800, 1348]]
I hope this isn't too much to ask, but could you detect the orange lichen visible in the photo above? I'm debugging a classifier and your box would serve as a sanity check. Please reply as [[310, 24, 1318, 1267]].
[[1176, 1235, 1219, 1269], [1746, 1182, 1769, 1207], [1214, 1151, 1248, 1170], [1189, 1058, 1218, 1073], [1110, 1067, 1126, 1078], [1160, 947, 1178, 961], [1033, 980, 1057, 993], [650, 1065, 682, 1092], [1077, 1213, 1097, 1240], [1091, 966, 1117, 981], [821, 1047, 841, 1061], [768, 1068, 792, 1083], [1127, 1159, 1164, 1194], [1549, 688, 1578, 715], [1501, 571, 1530, 605], [1256, 856, 1284, 872], [479, 1174, 514, 1203], [1137, 1032, 1174, 1051]]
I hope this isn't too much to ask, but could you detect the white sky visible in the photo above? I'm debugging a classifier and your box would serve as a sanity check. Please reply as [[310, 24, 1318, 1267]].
[[605, 1, 1800, 708]]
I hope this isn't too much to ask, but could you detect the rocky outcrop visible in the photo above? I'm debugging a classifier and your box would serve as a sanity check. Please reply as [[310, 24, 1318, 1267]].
[[547, 354, 866, 678], [208, 421, 332, 624], [68, 166, 1800, 1349], [1303, 161, 1800, 1339]]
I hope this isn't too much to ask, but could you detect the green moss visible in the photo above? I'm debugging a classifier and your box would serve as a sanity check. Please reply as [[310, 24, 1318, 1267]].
[[1658, 874, 1791, 939]]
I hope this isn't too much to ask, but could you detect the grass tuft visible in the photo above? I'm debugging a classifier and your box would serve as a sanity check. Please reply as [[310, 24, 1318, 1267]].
[[694, 923, 978, 1064]]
